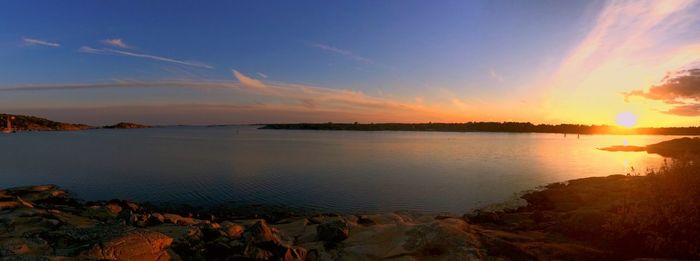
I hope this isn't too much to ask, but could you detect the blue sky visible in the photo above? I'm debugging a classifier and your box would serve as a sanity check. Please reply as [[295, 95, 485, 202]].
[[1, 1, 700, 126]]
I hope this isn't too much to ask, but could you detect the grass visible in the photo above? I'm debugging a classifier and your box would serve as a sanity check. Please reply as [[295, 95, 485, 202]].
[[603, 158, 700, 258]]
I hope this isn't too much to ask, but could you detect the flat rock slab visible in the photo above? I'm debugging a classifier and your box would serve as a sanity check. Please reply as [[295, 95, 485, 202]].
[[80, 230, 173, 261]]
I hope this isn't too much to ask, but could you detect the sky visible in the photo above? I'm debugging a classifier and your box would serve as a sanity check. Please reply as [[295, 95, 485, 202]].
[[1, 0, 700, 126]]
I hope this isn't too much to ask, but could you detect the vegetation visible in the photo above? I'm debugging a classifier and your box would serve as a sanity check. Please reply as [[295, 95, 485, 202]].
[[262, 122, 700, 135], [603, 158, 700, 258], [0, 114, 148, 131], [505, 155, 700, 259], [0, 113, 92, 131], [102, 122, 149, 129]]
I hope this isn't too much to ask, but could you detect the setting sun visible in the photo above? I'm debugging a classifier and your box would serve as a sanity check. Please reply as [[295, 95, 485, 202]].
[[616, 112, 638, 128]]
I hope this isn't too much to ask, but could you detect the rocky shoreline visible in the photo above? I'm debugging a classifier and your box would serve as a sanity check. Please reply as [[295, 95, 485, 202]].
[[4, 173, 691, 260]]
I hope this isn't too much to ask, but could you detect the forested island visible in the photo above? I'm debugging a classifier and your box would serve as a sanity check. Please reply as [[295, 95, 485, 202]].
[[0, 113, 92, 131], [261, 122, 700, 135], [0, 113, 148, 132]]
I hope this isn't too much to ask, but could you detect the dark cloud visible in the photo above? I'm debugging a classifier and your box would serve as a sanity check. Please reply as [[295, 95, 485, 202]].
[[625, 68, 700, 116], [663, 104, 700, 116]]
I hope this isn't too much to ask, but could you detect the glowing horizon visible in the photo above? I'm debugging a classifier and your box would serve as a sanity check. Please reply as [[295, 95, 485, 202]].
[[1, 1, 700, 127]]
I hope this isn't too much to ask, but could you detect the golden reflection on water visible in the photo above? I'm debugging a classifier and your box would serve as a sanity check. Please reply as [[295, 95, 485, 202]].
[[0, 127, 682, 213], [532, 134, 669, 181], [592, 135, 666, 175]]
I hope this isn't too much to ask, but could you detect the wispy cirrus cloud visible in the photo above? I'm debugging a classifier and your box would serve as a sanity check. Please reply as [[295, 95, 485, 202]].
[[79, 46, 213, 69], [257, 72, 268, 78], [233, 70, 268, 90], [22, 37, 60, 47], [101, 38, 131, 49], [489, 68, 504, 82], [539, 0, 700, 124], [311, 43, 374, 64], [0, 71, 464, 123]]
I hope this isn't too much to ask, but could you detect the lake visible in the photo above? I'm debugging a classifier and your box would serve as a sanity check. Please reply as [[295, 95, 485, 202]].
[[0, 126, 673, 213]]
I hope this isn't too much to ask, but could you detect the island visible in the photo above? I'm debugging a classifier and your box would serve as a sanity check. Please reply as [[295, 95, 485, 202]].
[[261, 122, 700, 135], [102, 122, 149, 129], [1, 113, 149, 132], [1, 113, 92, 131]]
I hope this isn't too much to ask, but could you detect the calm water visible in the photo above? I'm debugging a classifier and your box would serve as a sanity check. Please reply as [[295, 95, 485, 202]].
[[0, 126, 673, 213]]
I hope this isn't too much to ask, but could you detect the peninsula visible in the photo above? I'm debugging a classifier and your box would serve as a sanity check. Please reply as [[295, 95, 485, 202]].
[[261, 122, 700, 135]]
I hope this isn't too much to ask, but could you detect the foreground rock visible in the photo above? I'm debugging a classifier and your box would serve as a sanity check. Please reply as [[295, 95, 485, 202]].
[[2, 178, 694, 260]]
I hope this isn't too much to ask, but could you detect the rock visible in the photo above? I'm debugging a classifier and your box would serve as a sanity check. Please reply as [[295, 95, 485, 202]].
[[0, 201, 20, 210], [163, 213, 197, 226], [202, 241, 238, 260], [356, 215, 376, 226], [124, 201, 140, 211], [199, 224, 225, 242], [282, 246, 308, 261], [531, 210, 555, 223], [52, 212, 98, 228], [317, 220, 349, 242], [104, 203, 123, 215], [466, 211, 502, 224], [149, 224, 202, 244], [15, 197, 33, 209], [81, 206, 118, 221], [148, 213, 165, 225], [224, 223, 244, 238], [398, 218, 484, 259], [243, 245, 274, 259], [6, 185, 67, 204], [273, 218, 316, 245], [241, 220, 308, 260], [80, 230, 173, 261], [0, 237, 51, 257], [245, 220, 278, 244]]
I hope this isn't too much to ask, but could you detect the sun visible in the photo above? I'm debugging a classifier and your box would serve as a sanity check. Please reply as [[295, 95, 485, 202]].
[[615, 112, 638, 128]]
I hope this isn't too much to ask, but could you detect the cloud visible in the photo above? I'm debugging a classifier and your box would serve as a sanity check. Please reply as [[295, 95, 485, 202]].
[[451, 98, 469, 110], [3, 103, 435, 126], [538, 0, 700, 124], [489, 68, 504, 82], [0, 80, 236, 92], [257, 72, 268, 78], [663, 104, 700, 116], [79, 46, 213, 69], [101, 38, 131, 49], [311, 43, 374, 64], [233, 70, 268, 90], [625, 68, 700, 116], [0, 71, 464, 123], [22, 37, 60, 47]]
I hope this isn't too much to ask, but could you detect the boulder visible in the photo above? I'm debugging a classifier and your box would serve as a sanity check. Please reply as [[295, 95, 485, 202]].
[[0, 201, 20, 210], [163, 213, 197, 226], [224, 223, 244, 238], [149, 213, 165, 225], [80, 230, 173, 261], [104, 203, 123, 215], [245, 220, 278, 244], [317, 220, 349, 242]]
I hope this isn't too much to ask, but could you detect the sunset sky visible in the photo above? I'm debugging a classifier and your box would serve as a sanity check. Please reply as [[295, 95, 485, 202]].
[[1, 0, 700, 126]]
